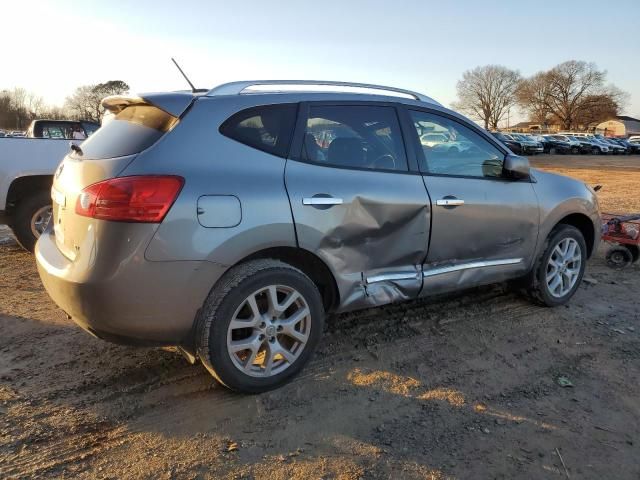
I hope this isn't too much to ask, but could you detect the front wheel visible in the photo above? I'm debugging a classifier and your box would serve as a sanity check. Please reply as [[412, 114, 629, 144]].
[[196, 259, 324, 393], [523, 225, 587, 307]]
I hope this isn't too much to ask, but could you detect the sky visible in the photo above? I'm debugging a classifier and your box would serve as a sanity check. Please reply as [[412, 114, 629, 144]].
[[2, 0, 639, 122]]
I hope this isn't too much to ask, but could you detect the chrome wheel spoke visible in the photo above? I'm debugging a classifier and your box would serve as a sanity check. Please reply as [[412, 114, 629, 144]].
[[271, 340, 296, 364], [243, 344, 261, 371], [549, 274, 562, 294], [281, 324, 309, 343], [229, 334, 262, 353], [31, 206, 53, 238], [565, 241, 577, 261], [227, 284, 311, 378], [278, 290, 300, 313], [246, 295, 261, 321], [266, 286, 280, 315], [281, 306, 309, 328], [546, 237, 582, 298]]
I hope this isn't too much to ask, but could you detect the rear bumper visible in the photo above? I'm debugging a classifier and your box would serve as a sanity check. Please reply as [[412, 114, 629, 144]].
[[35, 226, 226, 346]]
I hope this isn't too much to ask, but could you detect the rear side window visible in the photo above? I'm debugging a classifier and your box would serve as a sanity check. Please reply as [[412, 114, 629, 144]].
[[302, 105, 408, 171], [76, 105, 177, 160], [220, 104, 297, 158]]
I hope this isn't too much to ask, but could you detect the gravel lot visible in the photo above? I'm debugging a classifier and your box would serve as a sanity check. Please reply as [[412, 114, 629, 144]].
[[0, 156, 639, 479]]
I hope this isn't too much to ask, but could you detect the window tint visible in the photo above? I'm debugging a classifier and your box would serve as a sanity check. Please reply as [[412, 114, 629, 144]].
[[81, 122, 100, 136], [42, 125, 66, 139], [220, 104, 297, 158], [409, 110, 504, 178], [302, 105, 407, 171], [77, 105, 177, 160]]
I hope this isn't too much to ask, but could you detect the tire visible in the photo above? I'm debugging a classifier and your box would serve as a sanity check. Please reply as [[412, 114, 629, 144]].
[[11, 190, 52, 252], [626, 244, 640, 263], [571, 147, 579, 154], [523, 225, 587, 307], [196, 259, 325, 393], [549, 147, 556, 155], [606, 247, 633, 269], [591, 147, 599, 155]]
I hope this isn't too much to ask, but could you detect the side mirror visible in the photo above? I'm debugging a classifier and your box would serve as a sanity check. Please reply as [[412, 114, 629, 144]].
[[503, 153, 530, 179]]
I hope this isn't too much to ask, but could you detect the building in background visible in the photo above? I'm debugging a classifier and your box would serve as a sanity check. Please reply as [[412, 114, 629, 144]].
[[595, 116, 640, 137]]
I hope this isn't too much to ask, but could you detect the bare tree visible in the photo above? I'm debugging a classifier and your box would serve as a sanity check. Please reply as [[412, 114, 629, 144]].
[[517, 61, 626, 130], [64, 80, 129, 122], [452, 65, 522, 130], [0, 88, 46, 129], [573, 92, 625, 128], [516, 72, 553, 125]]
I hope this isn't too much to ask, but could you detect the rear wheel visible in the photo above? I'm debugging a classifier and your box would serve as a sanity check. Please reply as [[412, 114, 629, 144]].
[[523, 225, 587, 306], [11, 190, 52, 252], [591, 147, 600, 155], [196, 259, 324, 393], [571, 147, 579, 154]]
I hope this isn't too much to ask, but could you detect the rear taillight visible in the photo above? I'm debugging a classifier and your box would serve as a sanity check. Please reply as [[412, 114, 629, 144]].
[[75, 176, 184, 222]]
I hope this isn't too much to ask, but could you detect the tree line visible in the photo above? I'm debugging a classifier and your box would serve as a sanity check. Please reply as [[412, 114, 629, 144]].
[[0, 80, 129, 130], [452, 60, 628, 131]]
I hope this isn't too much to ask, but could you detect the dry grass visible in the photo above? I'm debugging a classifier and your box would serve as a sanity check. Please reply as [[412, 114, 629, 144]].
[[536, 167, 640, 214]]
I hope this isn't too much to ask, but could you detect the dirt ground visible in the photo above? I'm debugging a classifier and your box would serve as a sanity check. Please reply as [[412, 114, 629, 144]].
[[1, 155, 639, 479]]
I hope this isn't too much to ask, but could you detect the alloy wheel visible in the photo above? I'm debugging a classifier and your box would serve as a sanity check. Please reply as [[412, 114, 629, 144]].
[[30, 206, 52, 238], [226, 285, 311, 377], [546, 238, 582, 298]]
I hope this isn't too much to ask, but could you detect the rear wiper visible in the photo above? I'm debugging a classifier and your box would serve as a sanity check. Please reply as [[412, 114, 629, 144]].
[[70, 142, 83, 156]]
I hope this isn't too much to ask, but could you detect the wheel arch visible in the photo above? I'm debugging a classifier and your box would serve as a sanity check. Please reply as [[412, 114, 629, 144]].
[[555, 212, 597, 258], [5, 175, 53, 220], [237, 246, 340, 313]]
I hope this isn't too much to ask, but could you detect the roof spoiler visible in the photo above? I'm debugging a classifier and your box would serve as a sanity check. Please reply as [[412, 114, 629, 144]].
[[102, 91, 196, 118], [102, 95, 147, 114]]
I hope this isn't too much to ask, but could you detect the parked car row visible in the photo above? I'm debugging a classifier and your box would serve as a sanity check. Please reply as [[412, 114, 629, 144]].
[[0, 130, 26, 138], [489, 131, 640, 155]]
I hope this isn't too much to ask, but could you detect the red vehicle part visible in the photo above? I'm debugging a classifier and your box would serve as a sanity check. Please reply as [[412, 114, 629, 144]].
[[601, 213, 640, 268]]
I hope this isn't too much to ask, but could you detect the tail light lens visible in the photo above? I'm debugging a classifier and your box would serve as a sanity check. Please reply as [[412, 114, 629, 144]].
[[75, 176, 184, 222]]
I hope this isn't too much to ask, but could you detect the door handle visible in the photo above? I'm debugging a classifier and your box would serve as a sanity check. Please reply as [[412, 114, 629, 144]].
[[303, 197, 343, 206], [436, 198, 465, 206]]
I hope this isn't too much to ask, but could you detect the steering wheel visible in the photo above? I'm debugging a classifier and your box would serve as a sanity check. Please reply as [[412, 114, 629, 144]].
[[372, 154, 396, 170]]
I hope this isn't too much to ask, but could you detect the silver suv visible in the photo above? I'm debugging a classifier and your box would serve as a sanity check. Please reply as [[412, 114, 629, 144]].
[[36, 81, 600, 393]]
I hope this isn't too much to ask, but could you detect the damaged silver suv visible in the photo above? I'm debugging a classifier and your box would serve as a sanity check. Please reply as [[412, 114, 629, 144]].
[[36, 81, 600, 393]]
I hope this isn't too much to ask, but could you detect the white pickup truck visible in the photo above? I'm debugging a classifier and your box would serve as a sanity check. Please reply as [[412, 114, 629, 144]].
[[0, 138, 74, 251]]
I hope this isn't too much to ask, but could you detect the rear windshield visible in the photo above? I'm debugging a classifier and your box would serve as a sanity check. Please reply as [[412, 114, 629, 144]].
[[74, 105, 177, 160]]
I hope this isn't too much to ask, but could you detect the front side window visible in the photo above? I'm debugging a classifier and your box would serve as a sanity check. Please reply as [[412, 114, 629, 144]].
[[220, 104, 297, 158], [302, 105, 408, 171], [409, 110, 504, 178]]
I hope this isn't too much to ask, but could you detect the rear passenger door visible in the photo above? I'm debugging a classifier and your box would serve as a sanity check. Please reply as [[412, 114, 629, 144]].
[[285, 102, 431, 312]]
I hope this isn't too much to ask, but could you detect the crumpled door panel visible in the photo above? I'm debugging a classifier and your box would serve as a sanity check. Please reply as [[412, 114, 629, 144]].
[[285, 160, 430, 312]]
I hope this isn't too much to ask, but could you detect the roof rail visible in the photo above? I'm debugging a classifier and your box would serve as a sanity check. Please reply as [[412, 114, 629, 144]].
[[206, 80, 441, 106]]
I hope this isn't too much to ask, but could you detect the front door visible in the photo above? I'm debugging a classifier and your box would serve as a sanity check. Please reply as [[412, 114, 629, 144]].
[[404, 108, 540, 295], [285, 103, 431, 311]]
